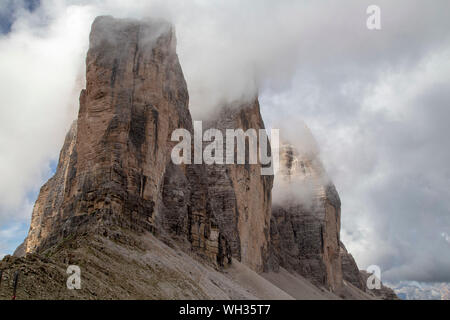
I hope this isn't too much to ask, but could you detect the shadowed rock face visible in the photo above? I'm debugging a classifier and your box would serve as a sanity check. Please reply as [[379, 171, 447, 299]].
[[359, 271, 400, 300], [268, 143, 343, 290], [20, 16, 271, 273], [204, 101, 273, 272]]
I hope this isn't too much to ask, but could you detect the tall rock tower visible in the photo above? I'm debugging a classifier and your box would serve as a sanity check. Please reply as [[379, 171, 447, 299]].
[[7, 15, 399, 300], [20, 16, 272, 273]]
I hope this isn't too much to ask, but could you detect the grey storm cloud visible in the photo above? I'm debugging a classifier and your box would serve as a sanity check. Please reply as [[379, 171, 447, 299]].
[[0, 0, 449, 282]]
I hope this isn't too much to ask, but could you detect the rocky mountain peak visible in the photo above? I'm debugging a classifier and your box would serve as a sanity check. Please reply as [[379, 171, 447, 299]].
[[19, 16, 272, 274], [2, 16, 397, 300]]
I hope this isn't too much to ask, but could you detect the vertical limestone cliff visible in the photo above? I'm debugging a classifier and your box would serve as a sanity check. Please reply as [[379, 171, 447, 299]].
[[269, 142, 343, 291], [7, 15, 397, 300], [340, 242, 366, 290], [204, 100, 273, 272]]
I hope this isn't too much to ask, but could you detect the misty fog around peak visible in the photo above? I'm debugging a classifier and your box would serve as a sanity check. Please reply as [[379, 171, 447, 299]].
[[1, 0, 450, 289]]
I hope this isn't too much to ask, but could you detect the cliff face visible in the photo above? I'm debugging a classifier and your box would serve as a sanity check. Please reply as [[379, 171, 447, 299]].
[[9, 15, 397, 300], [359, 271, 400, 300], [268, 143, 343, 291], [21, 16, 271, 273]]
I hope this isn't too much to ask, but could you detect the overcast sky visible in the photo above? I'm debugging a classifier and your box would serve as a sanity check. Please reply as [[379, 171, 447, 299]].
[[0, 0, 449, 284]]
